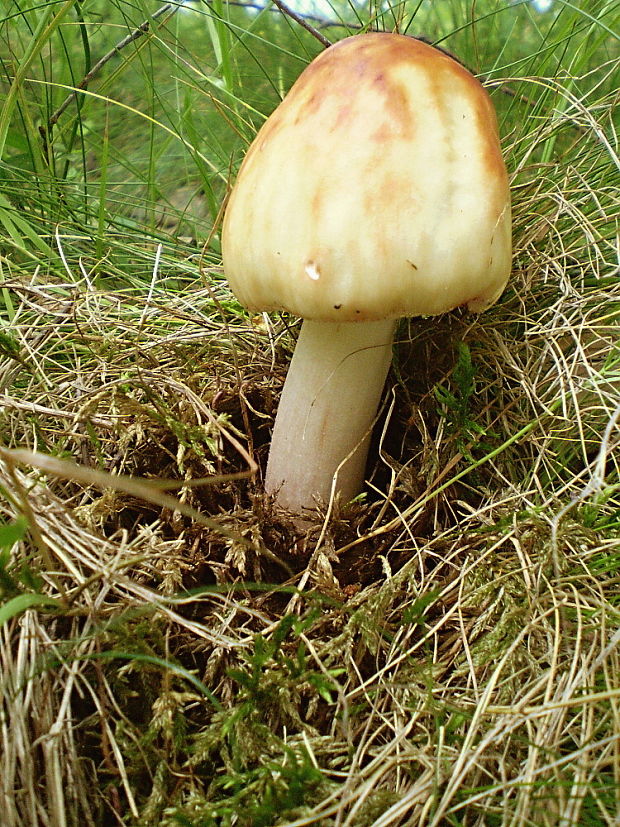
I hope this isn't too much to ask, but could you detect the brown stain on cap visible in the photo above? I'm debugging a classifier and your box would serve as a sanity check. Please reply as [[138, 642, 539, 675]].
[[286, 34, 424, 140]]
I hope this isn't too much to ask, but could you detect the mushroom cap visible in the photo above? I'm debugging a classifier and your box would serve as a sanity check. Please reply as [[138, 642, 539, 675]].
[[222, 33, 512, 322]]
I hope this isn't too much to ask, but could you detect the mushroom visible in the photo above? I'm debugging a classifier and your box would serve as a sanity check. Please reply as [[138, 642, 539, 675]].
[[222, 32, 511, 513]]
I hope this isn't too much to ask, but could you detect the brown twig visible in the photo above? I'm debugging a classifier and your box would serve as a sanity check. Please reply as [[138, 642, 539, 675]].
[[46, 2, 181, 133], [44, 0, 333, 141], [267, 0, 332, 48], [229, 0, 360, 30]]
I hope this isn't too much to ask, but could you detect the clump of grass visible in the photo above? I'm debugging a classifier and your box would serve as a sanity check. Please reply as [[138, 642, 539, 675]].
[[1, 1, 619, 825]]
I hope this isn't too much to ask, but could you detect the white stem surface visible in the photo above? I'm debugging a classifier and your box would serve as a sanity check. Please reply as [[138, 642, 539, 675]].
[[265, 319, 396, 512]]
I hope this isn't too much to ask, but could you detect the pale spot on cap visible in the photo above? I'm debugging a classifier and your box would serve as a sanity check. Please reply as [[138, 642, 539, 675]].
[[305, 261, 321, 281]]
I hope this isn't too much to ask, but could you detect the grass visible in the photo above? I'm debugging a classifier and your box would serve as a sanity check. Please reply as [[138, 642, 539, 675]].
[[0, 0, 619, 824]]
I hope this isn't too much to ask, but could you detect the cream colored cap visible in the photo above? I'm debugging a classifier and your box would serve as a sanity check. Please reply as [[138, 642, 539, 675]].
[[222, 33, 511, 322]]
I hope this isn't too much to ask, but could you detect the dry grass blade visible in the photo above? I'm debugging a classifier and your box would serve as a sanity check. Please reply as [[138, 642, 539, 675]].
[[0, 446, 257, 544]]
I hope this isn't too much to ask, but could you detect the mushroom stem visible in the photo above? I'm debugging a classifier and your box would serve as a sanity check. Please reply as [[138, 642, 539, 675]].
[[265, 319, 396, 512]]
